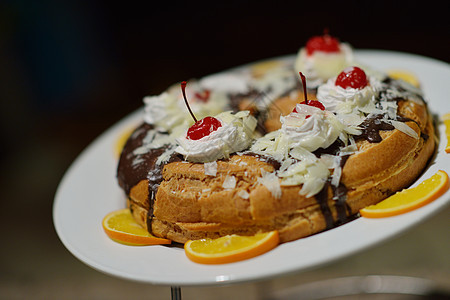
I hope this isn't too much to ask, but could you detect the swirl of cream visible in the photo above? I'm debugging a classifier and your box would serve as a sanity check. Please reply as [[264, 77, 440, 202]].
[[143, 81, 229, 132], [175, 111, 257, 163], [251, 104, 344, 160], [198, 72, 251, 94], [317, 75, 382, 117], [282, 104, 343, 152], [294, 43, 353, 89]]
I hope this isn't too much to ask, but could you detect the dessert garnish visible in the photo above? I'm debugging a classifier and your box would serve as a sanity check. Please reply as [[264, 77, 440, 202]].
[[184, 231, 279, 264], [444, 112, 450, 153], [175, 110, 257, 163], [102, 208, 171, 246], [335, 66, 368, 89], [306, 33, 340, 55], [181, 81, 223, 140], [294, 32, 354, 89], [293, 72, 326, 114], [360, 170, 449, 218], [194, 89, 211, 102]]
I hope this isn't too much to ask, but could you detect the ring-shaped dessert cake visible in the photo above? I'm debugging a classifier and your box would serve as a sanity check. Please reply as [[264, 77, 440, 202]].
[[117, 34, 436, 244]]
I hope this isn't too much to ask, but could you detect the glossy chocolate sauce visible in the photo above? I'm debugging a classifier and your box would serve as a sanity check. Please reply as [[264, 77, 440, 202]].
[[379, 77, 426, 103], [117, 123, 182, 233], [313, 153, 352, 229], [242, 151, 282, 170], [355, 114, 395, 143]]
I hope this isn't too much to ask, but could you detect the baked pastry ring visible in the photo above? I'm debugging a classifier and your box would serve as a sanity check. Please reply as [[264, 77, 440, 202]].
[[118, 70, 435, 244]]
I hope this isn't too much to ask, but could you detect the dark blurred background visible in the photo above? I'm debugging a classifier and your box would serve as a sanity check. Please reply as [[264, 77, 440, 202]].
[[1, 0, 449, 299]]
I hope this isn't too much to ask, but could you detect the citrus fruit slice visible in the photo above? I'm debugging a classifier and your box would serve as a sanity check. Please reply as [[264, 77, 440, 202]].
[[102, 209, 171, 246], [387, 69, 420, 88], [184, 231, 279, 264], [251, 60, 283, 77], [360, 170, 449, 218], [443, 113, 450, 153]]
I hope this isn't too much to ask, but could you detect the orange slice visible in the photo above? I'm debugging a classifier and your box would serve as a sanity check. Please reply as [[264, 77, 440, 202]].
[[443, 113, 450, 153], [251, 60, 283, 77], [387, 69, 420, 88], [114, 128, 133, 158], [360, 170, 449, 218], [102, 209, 171, 246], [184, 231, 279, 264]]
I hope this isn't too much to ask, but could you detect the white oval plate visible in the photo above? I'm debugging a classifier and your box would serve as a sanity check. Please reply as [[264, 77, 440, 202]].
[[53, 50, 450, 286]]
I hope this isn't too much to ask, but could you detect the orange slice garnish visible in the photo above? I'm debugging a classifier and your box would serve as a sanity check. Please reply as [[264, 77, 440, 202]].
[[184, 231, 279, 264], [251, 60, 283, 77], [360, 170, 449, 218], [387, 69, 420, 88], [443, 113, 450, 153], [102, 209, 171, 246]]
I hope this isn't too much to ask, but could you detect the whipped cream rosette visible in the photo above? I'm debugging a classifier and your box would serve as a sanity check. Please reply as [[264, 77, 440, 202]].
[[317, 74, 383, 127], [294, 38, 354, 89], [175, 111, 257, 163], [251, 103, 359, 197], [198, 71, 251, 95], [144, 81, 230, 133], [317, 68, 420, 140]]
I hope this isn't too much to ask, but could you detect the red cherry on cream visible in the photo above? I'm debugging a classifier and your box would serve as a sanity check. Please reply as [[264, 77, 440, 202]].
[[335, 66, 368, 89], [293, 72, 326, 116], [186, 116, 222, 140], [181, 81, 222, 140], [302, 100, 325, 110], [194, 89, 211, 102], [306, 34, 340, 55]]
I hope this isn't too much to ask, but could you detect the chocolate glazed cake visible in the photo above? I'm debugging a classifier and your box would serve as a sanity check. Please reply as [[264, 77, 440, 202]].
[[117, 64, 435, 244]]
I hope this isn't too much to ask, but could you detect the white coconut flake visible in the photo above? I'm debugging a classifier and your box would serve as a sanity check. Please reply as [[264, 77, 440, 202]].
[[222, 175, 237, 189], [204, 161, 218, 176], [390, 120, 419, 139], [257, 169, 282, 199], [331, 165, 342, 187], [156, 146, 176, 165], [237, 190, 250, 199]]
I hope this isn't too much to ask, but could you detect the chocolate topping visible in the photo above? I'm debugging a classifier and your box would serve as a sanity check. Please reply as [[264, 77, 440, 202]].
[[355, 114, 395, 143], [117, 122, 182, 205], [242, 151, 282, 170]]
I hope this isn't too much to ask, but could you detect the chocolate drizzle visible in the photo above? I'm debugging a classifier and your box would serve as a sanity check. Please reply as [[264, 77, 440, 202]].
[[117, 122, 182, 233], [379, 77, 426, 104], [315, 182, 334, 229], [314, 155, 352, 230], [242, 151, 281, 170], [355, 114, 395, 143]]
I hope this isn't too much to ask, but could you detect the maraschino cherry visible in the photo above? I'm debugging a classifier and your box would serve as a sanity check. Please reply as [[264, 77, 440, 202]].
[[194, 89, 211, 102], [293, 72, 325, 115], [181, 81, 222, 140], [335, 66, 368, 89], [306, 33, 340, 55]]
